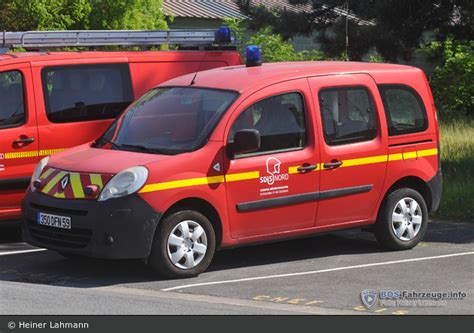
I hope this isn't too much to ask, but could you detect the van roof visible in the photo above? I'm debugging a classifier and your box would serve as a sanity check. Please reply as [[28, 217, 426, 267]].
[[0, 50, 239, 65], [162, 61, 421, 93]]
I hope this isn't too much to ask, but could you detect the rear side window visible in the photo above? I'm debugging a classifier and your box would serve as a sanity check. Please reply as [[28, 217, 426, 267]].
[[228, 92, 306, 156], [378, 85, 428, 136], [0, 70, 25, 129], [319, 87, 377, 145], [42, 64, 133, 123]]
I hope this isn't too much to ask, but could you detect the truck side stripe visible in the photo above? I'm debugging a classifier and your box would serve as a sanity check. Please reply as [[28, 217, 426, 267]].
[[1, 148, 66, 160]]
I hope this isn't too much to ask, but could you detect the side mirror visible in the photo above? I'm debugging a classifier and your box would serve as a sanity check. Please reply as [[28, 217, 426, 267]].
[[230, 129, 261, 157]]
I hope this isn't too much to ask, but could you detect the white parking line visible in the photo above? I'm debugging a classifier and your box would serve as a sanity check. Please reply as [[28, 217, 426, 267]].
[[162, 251, 474, 292], [0, 248, 47, 256]]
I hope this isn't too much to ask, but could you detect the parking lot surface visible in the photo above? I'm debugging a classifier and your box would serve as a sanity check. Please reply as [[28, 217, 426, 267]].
[[0, 220, 472, 315]]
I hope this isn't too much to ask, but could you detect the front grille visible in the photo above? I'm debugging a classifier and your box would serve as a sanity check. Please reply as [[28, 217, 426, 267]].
[[30, 202, 88, 216], [27, 219, 92, 248]]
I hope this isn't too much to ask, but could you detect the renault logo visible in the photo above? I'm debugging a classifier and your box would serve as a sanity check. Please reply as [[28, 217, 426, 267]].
[[60, 175, 70, 190]]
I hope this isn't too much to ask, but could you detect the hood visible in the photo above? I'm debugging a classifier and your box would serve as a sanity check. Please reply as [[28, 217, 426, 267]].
[[48, 144, 173, 174]]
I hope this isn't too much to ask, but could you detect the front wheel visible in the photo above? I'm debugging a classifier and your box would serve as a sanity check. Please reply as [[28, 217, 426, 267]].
[[148, 210, 216, 279], [374, 188, 428, 250]]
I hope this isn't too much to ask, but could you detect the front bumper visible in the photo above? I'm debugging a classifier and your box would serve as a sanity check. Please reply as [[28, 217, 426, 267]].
[[22, 191, 162, 259]]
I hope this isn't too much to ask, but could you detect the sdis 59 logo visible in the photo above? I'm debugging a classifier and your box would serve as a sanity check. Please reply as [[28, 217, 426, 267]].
[[260, 157, 289, 185]]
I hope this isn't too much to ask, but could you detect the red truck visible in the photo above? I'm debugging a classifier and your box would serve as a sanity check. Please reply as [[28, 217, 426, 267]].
[[22, 48, 442, 278], [0, 28, 242, 223]]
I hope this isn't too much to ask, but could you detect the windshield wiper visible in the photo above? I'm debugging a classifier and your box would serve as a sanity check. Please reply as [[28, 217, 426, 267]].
[[119, 144, 172, 155], [95, 137, 121, 149]]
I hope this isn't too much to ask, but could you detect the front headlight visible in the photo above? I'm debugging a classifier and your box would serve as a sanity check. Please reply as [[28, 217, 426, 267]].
[[98, 166, 148, 201], [30, 156, 49, 192]]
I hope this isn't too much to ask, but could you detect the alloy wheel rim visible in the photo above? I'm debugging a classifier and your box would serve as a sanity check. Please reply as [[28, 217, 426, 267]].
[[391, 197, 422, 241], [167, 220, 208, 269]]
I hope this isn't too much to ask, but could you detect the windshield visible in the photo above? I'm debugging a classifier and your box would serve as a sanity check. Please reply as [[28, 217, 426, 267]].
[[95, 87, 238, 155]]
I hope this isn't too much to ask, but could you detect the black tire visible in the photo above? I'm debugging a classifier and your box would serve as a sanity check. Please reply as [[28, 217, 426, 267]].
[[374, 188, 428, 250], [148, 210, 216, 279]]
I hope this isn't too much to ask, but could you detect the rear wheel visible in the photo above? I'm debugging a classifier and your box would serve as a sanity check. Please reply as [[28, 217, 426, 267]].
[[374, 188, 428, 250], [148, 210, 216, 279]]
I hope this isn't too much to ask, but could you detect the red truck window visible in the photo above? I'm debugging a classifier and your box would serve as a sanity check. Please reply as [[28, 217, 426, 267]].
[[319, 86, 377, 145], [378, 84, 428, 136], [0, 70, 25, 129], [41, 63, 133, 123], [228, 92, 306, 157]]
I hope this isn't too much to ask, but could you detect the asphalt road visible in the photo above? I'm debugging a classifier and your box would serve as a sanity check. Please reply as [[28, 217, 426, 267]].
[[0, 219, 472, 315]]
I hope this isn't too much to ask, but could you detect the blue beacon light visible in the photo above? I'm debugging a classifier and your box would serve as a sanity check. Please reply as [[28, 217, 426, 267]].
[[246, 45, 262, 67], [214, 26, 232, 44]]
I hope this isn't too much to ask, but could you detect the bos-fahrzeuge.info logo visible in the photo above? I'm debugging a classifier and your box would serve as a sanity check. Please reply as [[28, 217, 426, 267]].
[[260, 157, 289, 185], [360, 289, 467, 308]]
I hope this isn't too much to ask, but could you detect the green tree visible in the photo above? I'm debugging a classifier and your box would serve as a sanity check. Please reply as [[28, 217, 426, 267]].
[[237, 0, 473, 62], [88, 0, 167, 30], [428, 39, 474, 119], [226, 19, 328, 62], [0, 0, 167, 31]]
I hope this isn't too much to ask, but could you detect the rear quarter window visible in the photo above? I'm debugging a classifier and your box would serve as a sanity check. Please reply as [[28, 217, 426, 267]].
[[319, 86, 377, 146], [378, 84, 428, 136], [41, 63, 133, 123]]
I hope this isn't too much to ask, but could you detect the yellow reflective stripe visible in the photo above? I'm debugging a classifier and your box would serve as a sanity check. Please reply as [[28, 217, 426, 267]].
[[140, 175, 225, 193], [1, 148, 66, 160], [53, 192, 65, 198], [288, 166, 299, 174], [403, 151, 418, 160], [90, 174, 103, 190], [39, 149, 65, 156], [70, 172, 85, 198], [4, 150, 39, 159], [40, 168, 54, 179], [136, 147, 441, 194], [225, 171, 260, 182], [341, 154, 388, 168], [417, 148, 438, 157], [388, 153, 403, 161], [41, 171, 67, 194]]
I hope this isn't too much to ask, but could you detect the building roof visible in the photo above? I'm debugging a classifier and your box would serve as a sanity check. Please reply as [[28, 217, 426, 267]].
[[163, 0, 374, 25], [163, 0, 247, 19], [161, 61, 416, 93]]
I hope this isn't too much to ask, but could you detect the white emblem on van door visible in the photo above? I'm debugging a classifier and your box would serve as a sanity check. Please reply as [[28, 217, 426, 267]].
[[260, 157, 289, 185], [213, 163, 221, 172]]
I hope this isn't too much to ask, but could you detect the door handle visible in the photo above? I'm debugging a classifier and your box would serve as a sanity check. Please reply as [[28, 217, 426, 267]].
[[323, 160, 343, 169], [13, 137, 35, 145], [297, 164, 317, 172]]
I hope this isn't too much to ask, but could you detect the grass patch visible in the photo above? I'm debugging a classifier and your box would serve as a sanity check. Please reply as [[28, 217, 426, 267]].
[[435, 120, 474, 220]]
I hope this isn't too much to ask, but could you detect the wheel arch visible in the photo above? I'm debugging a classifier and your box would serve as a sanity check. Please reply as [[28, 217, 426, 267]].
[[381, 176, 433, 213], [163, 197, 223, 247]]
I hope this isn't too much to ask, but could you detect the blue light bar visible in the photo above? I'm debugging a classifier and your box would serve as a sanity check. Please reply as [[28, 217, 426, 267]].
[[214, 26, 232, 44], [246, 45, 262, 67]]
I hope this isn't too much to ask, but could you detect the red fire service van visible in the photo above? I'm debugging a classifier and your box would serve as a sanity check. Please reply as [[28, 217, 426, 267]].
[[22, 46, 442, 278], [0, 28, 242, 223]]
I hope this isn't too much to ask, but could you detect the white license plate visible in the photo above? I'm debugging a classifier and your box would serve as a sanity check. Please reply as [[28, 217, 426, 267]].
[[37, 212, 71, 230]]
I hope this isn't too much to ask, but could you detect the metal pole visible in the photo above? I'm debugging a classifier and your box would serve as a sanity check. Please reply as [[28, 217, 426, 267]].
[[345, 1, 349, 60]]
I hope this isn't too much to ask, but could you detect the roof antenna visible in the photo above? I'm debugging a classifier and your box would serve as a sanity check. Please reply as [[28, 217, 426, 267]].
[[190, 49, 208, 86], [190, 71, 198, 85]]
